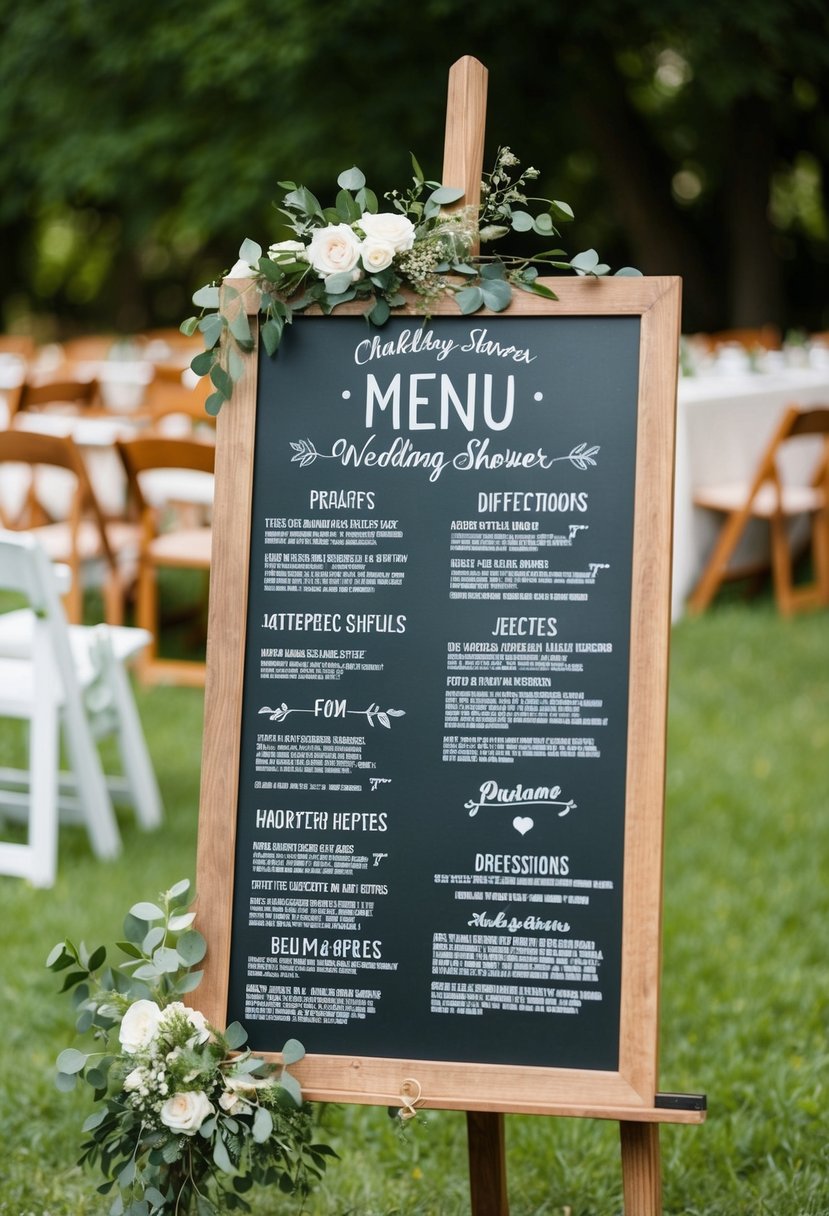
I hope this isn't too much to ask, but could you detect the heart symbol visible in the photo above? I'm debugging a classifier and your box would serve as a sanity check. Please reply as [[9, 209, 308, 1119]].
[[512, 816, 534, 836]]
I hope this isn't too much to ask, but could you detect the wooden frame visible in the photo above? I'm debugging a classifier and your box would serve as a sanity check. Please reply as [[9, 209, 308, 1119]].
[[195, 274, 697, 1125]]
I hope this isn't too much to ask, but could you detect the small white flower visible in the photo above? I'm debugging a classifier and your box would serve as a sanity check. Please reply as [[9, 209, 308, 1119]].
[[227, 259, 257, 279], [307, 224, 363, 278], [360, 237, 396, 273], [359, 211, 415, 253], [185, 1008, 212, 1045], [119, 1000, 163, 1054], [268, 239, 306, 263], [123, 1068, 143, 1092], [159, 1090, 214, 1136]]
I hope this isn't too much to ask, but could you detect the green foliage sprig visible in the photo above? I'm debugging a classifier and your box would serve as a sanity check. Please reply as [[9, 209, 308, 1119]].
[[181, 148, 640, 413], [47, 880, 335, 1216]]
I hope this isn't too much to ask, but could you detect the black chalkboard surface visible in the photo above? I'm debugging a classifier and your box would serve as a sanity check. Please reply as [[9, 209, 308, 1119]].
[[197, 276, 682, 1118], [225, 312, 641, 1073]]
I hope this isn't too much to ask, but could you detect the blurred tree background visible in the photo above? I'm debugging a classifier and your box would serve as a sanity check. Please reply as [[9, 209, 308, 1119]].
[[1, 0, 827, 340]]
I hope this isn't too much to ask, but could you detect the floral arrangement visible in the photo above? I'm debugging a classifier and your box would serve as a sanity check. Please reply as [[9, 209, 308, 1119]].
[[181, 148, 639, 413], [47, 880, 334, 1216]]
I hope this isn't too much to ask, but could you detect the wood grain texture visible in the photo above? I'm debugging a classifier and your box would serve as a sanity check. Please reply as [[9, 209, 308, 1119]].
[[467, 1111, 510, 1216], [620, 1122, 663, 1215], [441, 56, 488, 255]]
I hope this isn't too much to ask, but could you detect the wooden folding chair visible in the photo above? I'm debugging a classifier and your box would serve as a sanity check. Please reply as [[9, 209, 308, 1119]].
[[0, 429, 137, 623], [0, 532, 161, 885], [116, 435, 215, 686], [688, 405, 829, 616], [15, 377, 101, 419]]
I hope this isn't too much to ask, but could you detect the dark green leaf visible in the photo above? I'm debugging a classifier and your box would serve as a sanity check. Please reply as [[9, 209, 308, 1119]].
[[190, 350, 215, 377], [369, 297, 390, 326], [551, 199, 575, 221], [115, 941, 143, 959], [60, 969, 88, 993], [123, 913, 147, 944], [480, 262, 506, 280], [180, 317, 199, 337], [335, 189, 362, 223], [261, 318, 283, 357], [324, 270, 356, 295], [278, 1070, 303, 1107], [175, 969, 204, 994], [410, 152, 425, 183], [205, 392, 224, 416], [46, 941, 76, 970], [356, 186, 378, 213], [83, 1109, 108, 1133], [528, 281, 559, 301], [209, 365, 233, 400]]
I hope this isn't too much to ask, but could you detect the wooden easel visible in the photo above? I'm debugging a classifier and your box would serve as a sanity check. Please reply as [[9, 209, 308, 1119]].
[[440, 55, 701, 1216]]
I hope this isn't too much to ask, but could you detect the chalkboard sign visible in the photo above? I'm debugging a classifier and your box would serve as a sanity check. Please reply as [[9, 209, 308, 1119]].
[[197, 277, 681, 1118]]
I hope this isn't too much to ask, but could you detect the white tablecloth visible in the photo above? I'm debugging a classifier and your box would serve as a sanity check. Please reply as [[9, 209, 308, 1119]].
[[672, 367, 829, 618]]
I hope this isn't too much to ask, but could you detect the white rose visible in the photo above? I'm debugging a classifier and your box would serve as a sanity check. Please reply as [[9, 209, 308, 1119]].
[[159, 1090, 214, 1136], [219, 1088, 248, 1115], [123, 1068, 143, 1092], [268, 239, 306, 263], [359, 211, 415, 253], [226, 258, 256, 279], [360, 237, 396, 273], [307, 224, 362, 278], [119, 1000, 163, 1054]]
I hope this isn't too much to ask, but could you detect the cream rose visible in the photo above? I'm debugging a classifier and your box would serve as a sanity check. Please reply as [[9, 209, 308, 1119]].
[[307, 224, 362, 278], [268, 239, 306, 263], [359, 211, 415, 253], [119, 1000, 163, 1054], [360, 237, 396, 273], [159, 1090, 214, 1136]]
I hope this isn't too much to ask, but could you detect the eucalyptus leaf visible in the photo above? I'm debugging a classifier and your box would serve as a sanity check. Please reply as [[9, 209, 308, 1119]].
[[174, 968, 204, 994], [239, 237, 263, 264], [252, 1106, 273, 1143], [176, 929, 207, 965], [510, 211, 535, 232], [57, 1047, 87, 1074], [570, 248, 600, 274], [533, 213, 554, 234], [210, 365, 233, 399], [192, 285, 220, 309], [199, 313, 224, 349], [152, 945, 182, 973], [355, 186, 378, 214], [229, 310, 252, 345], [168, 911, 196, 932], [213, 1135, 236, 1175], [428, 185, 465, 205], [324, 270, 356, 295], [455, 285, 484, 315], [335, 189, 362, 223], [224, 1020, 248, 1049], [615, 266, 643, 277], [337, 166, 366, 192], [480, 262, 506, 280], [83, 1109, 108, 1132], [261, 318, 283, 357], [142, 926, 165, 953], [55, 1070, 77, 1092], [278, 1070, 303, 1107], [481, 280, 513, 312], [281, 1037, 305, 1065], [180, 317, 199, 337], [190, 350, 215, 377], [132, 962, 161, 981], [205, 391, 224, 416], [129, 901, 165, 922], [369, 297, 390, 326]]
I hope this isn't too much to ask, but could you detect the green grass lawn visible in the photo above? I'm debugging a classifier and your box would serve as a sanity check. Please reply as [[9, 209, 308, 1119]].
[[1, 603, 828, 1215]]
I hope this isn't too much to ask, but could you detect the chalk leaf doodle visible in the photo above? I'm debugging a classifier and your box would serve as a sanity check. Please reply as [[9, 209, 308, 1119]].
[[568, 443, 600, 470], [290, 438, 331, 467]]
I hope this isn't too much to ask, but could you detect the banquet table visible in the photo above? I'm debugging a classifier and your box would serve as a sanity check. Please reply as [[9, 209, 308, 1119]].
[[672, 364, 829, 619]]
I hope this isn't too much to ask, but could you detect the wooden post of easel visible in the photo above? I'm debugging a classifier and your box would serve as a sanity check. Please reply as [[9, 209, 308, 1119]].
[[441, 54, 665, 1216], [441, 54, 511, 1216]]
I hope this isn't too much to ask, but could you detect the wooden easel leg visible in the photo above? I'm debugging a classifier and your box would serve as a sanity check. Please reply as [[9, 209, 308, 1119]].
[[467, 1111, 509, 1216], [620, 1122, 662, 1216]]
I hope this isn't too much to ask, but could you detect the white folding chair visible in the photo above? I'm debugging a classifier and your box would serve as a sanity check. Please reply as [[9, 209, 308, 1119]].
[[0, 531, 162, 886]]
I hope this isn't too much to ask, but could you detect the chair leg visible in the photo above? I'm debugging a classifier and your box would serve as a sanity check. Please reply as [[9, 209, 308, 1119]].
[[769, 513, 795, 617], [97, 635, 163, 830], [688, 506, 753, 613], [812, 508, 829, 606], [136, 562, 160, 679], [27, 687, 60, 887], [60, 699, 121, 860]]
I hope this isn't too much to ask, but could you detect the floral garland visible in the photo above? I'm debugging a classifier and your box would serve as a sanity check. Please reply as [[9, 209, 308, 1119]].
[[48, 880, 334, 1216], [182, 149, 640, 414]]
